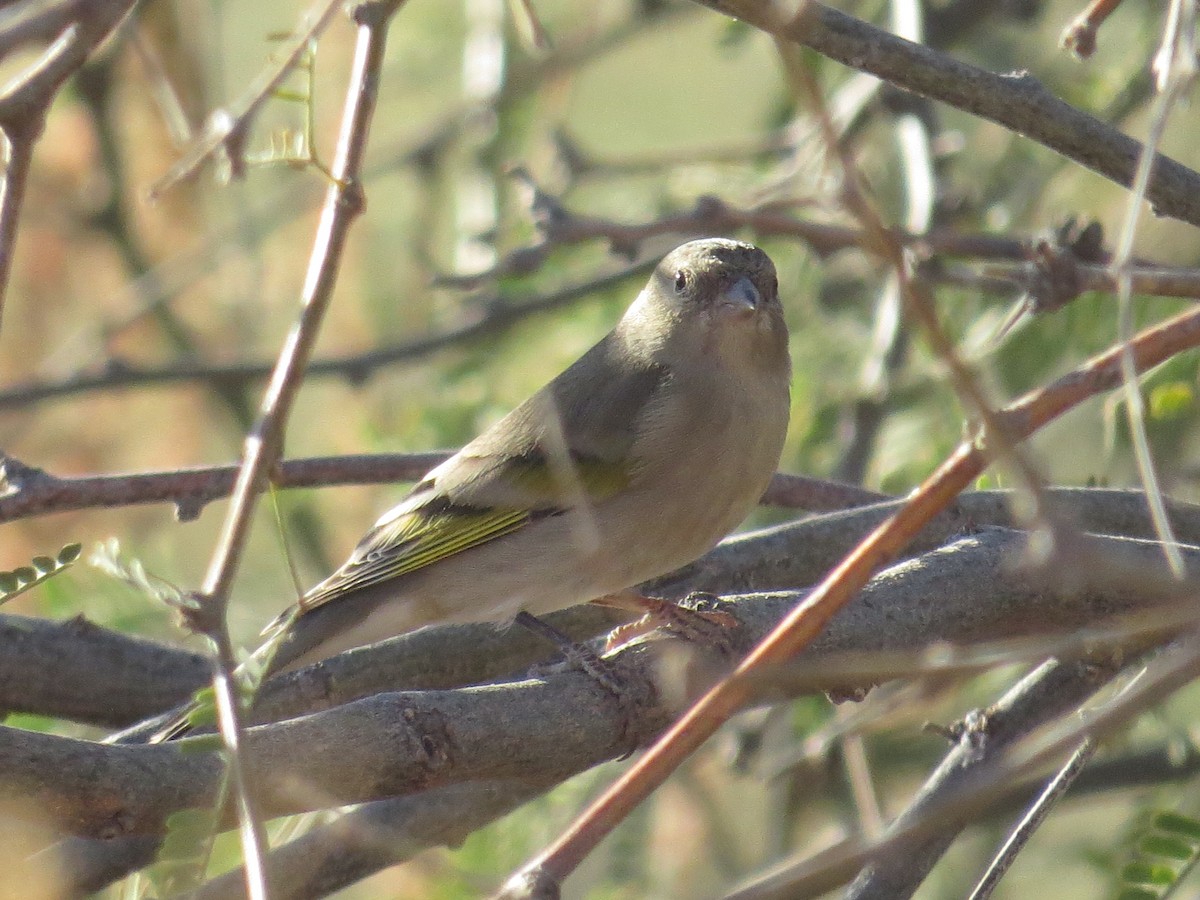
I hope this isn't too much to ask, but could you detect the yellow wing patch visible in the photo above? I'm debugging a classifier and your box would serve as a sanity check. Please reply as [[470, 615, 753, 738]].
[[505, 454, 631, 501], [299, 505, 531, 612]]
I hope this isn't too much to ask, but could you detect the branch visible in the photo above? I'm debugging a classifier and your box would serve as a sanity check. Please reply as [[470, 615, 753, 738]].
[[690, 0, 1200, 226], [145, 0, 344, 198], [176, 1, 407, 888], [0, 614, 208, 728], [20, 527, 1200, 894], [75, 735, 1200, 900], [734, 656, 1126, 899], [0, 451, 883, 524], [0, 258, 655, 410], [0, 451, 447, 523], [651, 487, 1200, 599], [3, 488, 1196, 731], [435, 186, 1030, 290], [193, 780, 553, 900], [0, 0, 136, 323], [7, 527, 1197, 843]]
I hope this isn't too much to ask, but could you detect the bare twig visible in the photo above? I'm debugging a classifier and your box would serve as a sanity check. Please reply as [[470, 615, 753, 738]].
[[965, 738, 1097, 900], [436, 183, 1029, 290], [177, 2, 407, 893], [0, 451, 882, 524], [976, 260, 1200, 305], [833, 0, 930, 484], [780, 27, 1059, 541], [0, 451, 446, 523], [0, 0, 136, 325], [738, 659, 1123, 899], [1108, 0, 1196, 579], [1061, 0, 1129, 59], [0, 258, 656, 409], [751, 630, 1200, 898], [0, 0, 103, 58], [146, 0, 343, 198]]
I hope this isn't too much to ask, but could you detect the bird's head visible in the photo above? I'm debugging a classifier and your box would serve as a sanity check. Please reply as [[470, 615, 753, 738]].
[[622, 238, 789, 378]]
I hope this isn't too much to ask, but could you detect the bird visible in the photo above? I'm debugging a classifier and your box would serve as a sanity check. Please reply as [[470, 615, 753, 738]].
[[142, 237, 790, 741]]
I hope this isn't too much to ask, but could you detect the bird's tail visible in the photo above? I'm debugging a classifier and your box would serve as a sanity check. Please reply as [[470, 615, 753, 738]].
[[105, 607, 301, 745]]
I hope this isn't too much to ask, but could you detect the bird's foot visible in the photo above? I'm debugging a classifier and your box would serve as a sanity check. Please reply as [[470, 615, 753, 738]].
[[594, 591, 740, 656]]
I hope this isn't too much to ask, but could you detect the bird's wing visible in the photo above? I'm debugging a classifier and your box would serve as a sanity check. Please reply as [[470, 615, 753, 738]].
[[299, 335, 670, 614], [299, 492, 532, 611]]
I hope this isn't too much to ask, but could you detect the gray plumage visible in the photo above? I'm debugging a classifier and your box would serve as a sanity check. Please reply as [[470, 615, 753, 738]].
[[261, 237, 792, 675]]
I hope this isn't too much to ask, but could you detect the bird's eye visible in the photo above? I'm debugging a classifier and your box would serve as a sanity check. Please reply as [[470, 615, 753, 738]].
[[673, 270, 688, 294]]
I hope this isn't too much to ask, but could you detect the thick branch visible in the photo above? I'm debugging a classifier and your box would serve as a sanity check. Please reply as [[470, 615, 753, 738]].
[[5, 488, 1198, 731], [7, 528, 1197, 845], [0, 615, 208, 728]]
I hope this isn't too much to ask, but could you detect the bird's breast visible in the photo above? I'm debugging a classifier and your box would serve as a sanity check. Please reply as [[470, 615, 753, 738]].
[[592, 366, 789, 582]]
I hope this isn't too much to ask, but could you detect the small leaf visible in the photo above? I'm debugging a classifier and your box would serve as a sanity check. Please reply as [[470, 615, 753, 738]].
[[12, 567, 34, 584], [1140, 833, 1194, 860], [31, 556, 55, 575], [1122, 860, 1178, 885], [161, 807, 218, 851], [0, 573, 19, 594], [177, 734, 224, 754], [1154, 811, 1200, 840], [1149, 381, 1193, 420], [1116, 889, 1162, 900], [57, 543, 82, 565]]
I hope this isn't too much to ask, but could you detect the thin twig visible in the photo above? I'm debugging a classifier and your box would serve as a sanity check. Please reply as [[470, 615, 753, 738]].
[[181, 2, 407, 894], [780, 35, 1060, 543], [146, 0, 343, 198], [750, 638, 1200, 899], [0, 258, 657, 409], [1109, 0, 1195, 579], [1061, 0, 1130, 59], [0, 451, 881, 524], [833, 0, 929, 483], [976, 260, 1200, 304], [0, 0, 136, 325], [9, 236, 1200, 412], [965, 738, 1097, 900], [436, 182, 1029, 290]]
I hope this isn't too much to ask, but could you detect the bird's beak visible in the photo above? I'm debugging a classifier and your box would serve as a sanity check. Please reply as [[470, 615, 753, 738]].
[[719, 276, 762, 318]]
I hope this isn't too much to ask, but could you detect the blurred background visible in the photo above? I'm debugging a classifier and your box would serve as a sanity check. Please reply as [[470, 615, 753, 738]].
[[4, 0, 1200, 896]]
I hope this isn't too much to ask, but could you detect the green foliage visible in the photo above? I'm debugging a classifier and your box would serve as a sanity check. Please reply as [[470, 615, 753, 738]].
[[1115, 810, 1200, 899], [144, 806, 223, 896], [0, 543, 81, 604], [88, 538, 186, 609], [1148, 382, 1194, 422]]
